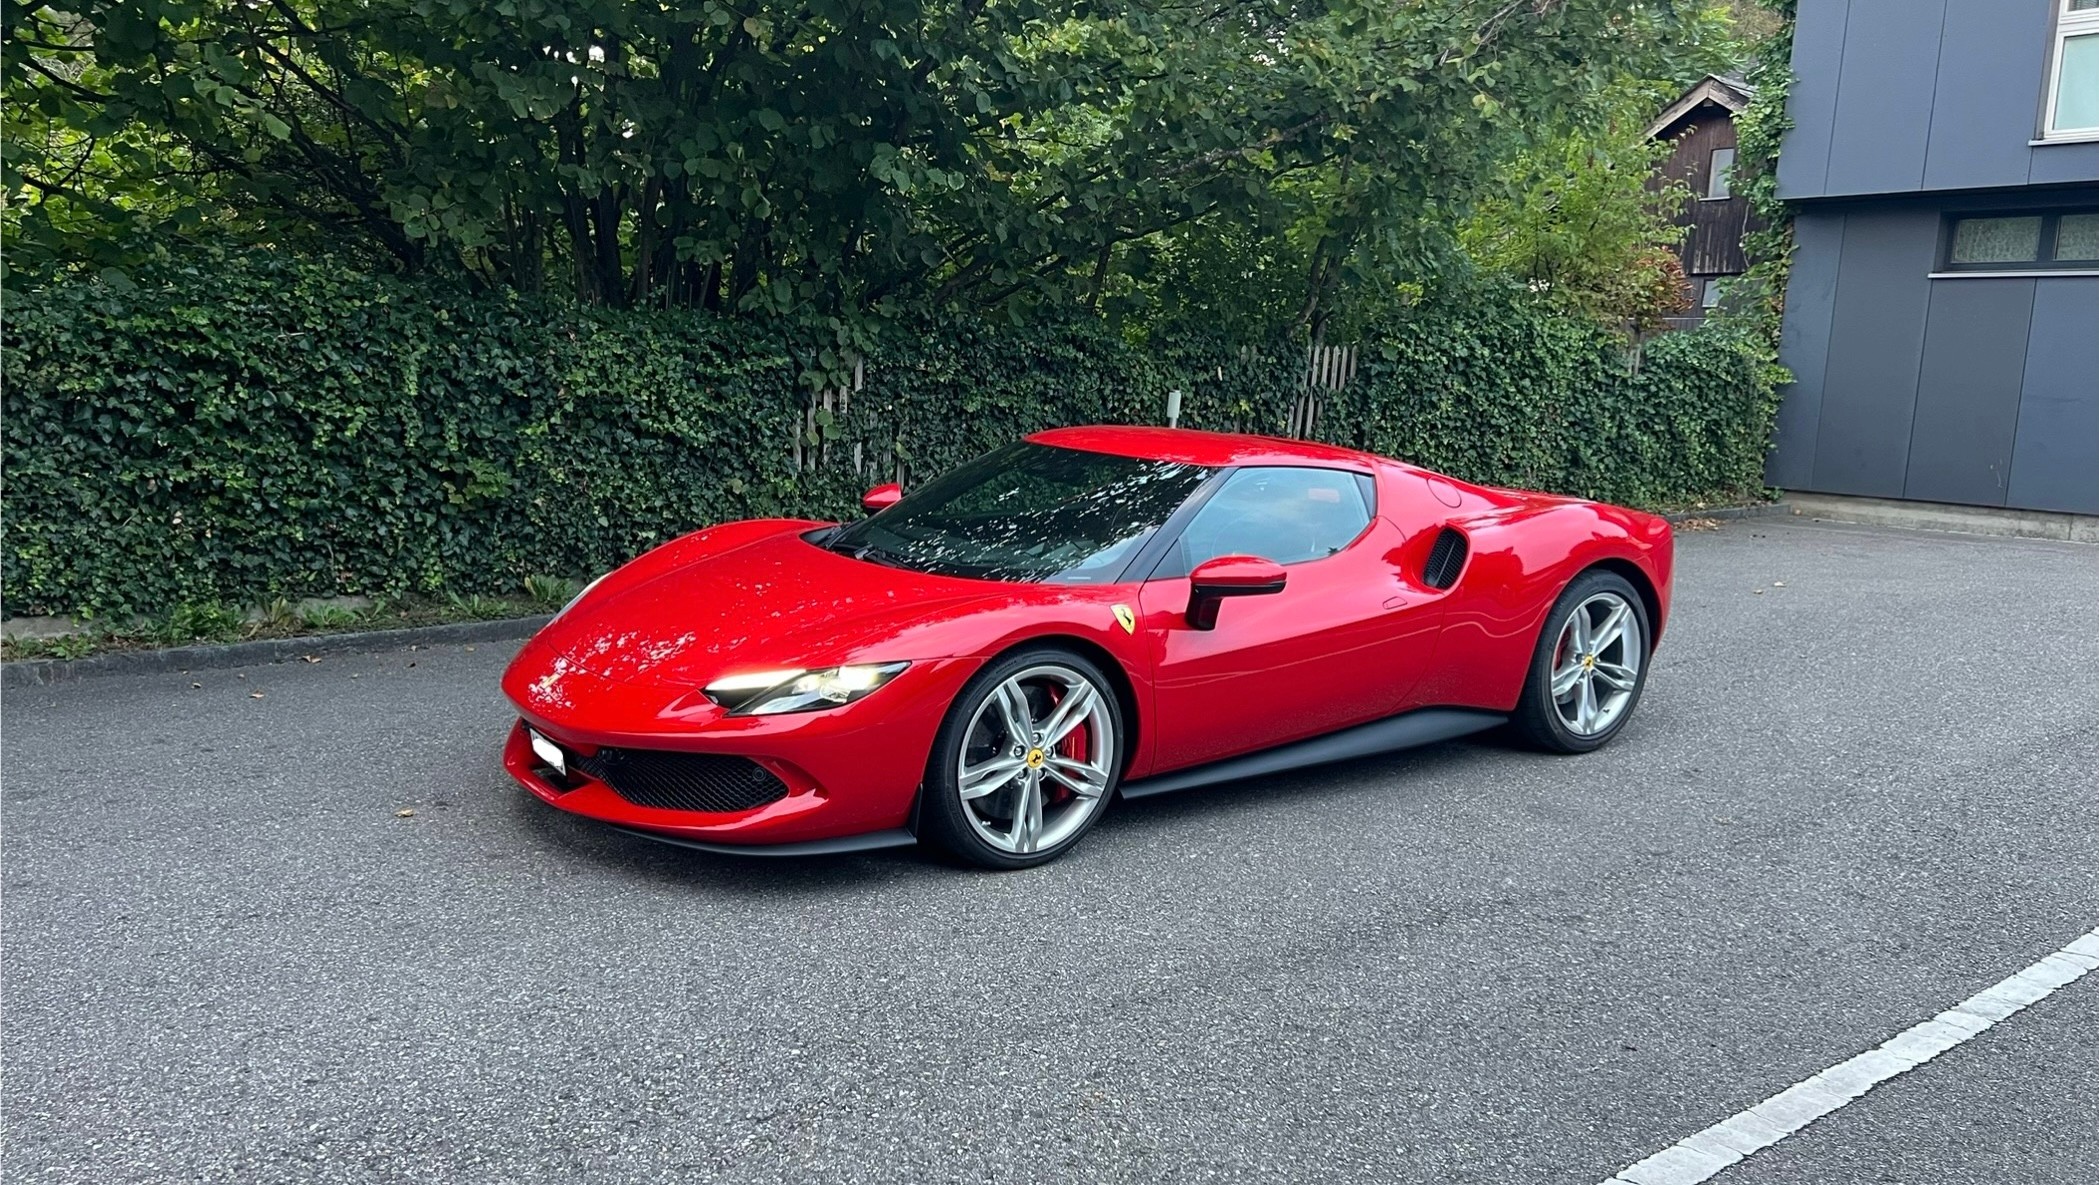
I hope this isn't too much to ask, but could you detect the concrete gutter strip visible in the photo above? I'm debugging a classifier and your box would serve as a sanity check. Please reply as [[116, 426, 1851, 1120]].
[[2, 616, 552, 688], [2, 502, 1797, 689], [1783, 493, 2099, 543]]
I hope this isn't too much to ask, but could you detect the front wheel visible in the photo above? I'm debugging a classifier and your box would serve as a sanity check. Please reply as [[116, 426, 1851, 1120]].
[[1511, 570, 1651, 754], [919, 648, 1124, 869]]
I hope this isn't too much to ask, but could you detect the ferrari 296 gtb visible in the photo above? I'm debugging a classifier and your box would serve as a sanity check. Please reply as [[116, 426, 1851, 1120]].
[[502, 426, 1673, 868]]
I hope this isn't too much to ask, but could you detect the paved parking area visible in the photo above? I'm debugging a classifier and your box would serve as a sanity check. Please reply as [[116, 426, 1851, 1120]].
[[3, 519, 2095, 1183]]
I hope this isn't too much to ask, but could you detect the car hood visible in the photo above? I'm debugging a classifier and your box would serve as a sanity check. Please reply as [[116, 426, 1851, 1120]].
[[510, 522, 1023, 696]]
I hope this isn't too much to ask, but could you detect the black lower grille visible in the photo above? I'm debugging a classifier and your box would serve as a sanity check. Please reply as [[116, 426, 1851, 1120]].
[[573, 748, 789, 813]]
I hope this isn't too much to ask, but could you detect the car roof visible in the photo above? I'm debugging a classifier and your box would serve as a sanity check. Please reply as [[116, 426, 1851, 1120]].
[[1027, 425, 1383, 471]]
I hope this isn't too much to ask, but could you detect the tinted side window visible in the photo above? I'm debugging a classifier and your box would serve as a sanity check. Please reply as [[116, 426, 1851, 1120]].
[[1155, 467, 1374, 578]]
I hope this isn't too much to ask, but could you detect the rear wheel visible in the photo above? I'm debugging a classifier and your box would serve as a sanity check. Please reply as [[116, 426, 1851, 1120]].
[[919, 648, 1123, 869], [1512, 570, 1651, 754]]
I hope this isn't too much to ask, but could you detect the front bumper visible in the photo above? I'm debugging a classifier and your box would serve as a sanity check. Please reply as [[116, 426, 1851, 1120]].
[[501, 657, 978, 848]]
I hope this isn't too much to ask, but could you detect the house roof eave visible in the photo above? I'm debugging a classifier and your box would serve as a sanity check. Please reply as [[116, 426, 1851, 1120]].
[[1647, 75, 1758, 140]]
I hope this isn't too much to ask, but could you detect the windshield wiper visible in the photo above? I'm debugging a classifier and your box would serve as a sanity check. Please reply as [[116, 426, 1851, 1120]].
[[847, 543, 911, 569]]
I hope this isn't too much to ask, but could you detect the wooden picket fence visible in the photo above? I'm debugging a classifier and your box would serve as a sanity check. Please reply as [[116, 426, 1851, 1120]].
[[1287, 342, 1357, 439], [793, 342, 1358, 478]]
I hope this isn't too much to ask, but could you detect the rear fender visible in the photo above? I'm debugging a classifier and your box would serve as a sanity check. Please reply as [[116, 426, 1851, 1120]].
[[1413, 503, 1670, 712]]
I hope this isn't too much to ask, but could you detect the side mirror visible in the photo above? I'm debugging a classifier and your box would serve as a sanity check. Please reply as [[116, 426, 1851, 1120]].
[[861, 482, 903, 513], [1187, 555, 1287, 630]]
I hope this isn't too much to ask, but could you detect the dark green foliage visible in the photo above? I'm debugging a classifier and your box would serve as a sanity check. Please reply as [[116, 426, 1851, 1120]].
[[2, 256, 1775, 619], [1727, 0, 1797, 341], [1325, 290, 1779, 510], [6, 0, 1729, 331]]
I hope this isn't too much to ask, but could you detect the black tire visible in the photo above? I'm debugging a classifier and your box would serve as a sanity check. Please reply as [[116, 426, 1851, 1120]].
[[1510, 569, 1653, 754], [918, 646, 1125, 870]]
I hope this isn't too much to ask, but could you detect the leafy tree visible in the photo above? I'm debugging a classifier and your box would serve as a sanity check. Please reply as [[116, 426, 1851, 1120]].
[[1714, 0, 1783, 43], [1105, 5, 1739, 341], [8, 0, 1723, 329], [1456, 85, 1692, 332]]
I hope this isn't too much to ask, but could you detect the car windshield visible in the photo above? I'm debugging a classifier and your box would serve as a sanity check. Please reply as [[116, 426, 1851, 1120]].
[[828, 442, 1212, 583]]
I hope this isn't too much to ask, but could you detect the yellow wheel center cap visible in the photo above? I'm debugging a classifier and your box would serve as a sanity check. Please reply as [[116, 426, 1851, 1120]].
[[1025, 748, 1046, 769], [1582, 654, 1596, 670]]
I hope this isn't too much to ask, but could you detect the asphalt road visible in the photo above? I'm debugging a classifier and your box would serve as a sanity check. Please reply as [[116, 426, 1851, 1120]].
[[3, 519, 2095, 1184]]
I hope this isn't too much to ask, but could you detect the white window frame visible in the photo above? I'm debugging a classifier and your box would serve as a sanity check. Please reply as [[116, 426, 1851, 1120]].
[[2043, 0, 2099, 140]]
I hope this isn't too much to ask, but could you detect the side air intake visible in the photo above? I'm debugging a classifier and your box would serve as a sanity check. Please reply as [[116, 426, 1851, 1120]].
[[1423, 527, 1468, 590]]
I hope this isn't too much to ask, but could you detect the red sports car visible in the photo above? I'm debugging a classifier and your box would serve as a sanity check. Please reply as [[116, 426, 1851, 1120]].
[[502, 426, 1672, 868]]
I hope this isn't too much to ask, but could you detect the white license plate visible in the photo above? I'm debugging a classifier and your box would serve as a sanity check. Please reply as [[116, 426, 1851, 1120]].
[[528, 729, 566, 776]]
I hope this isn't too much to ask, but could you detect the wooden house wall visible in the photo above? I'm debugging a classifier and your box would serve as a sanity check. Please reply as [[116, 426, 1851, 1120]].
[[1652, 109, 1756, 279]]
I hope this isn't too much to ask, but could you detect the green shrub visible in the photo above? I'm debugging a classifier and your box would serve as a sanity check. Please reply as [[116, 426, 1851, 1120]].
[[148, 601, 246, 645], [1, 254, 1774, 619], [1327, 289, 1781, 509]]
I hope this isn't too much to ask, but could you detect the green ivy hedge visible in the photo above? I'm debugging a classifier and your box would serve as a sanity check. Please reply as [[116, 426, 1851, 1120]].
[[1, 255, 1776, 619]]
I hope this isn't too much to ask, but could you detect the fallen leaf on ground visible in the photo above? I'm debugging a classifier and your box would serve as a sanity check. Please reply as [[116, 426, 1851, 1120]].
[[1772, 581, 1786, 587], [301, 655, 320, 663], [190, 682, 202, 689], [1678, 517, 1721, 532], [395, 808, 415, 818], [249, 691, 265, 699], [1753, 589, 1766, 596]]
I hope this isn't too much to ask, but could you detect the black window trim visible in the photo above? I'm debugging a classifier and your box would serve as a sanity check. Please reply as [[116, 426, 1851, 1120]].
[[1137, 462, 1381, 583], [1938, 207, 2099, 272]]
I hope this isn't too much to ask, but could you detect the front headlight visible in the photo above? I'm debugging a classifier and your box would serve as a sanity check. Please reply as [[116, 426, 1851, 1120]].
[[703, 662, 910, 716]]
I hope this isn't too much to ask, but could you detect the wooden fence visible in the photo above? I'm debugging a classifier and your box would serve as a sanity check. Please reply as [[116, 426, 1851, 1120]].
[[793, 342, 1358, 480]]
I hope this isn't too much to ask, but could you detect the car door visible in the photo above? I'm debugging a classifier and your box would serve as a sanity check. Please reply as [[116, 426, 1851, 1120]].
[[1133, 466, 1447, 774]]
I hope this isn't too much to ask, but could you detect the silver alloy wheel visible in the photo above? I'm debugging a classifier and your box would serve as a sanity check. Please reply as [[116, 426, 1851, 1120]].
[[955, 663, 1116, 855], [1550, 591, 1644, 737]]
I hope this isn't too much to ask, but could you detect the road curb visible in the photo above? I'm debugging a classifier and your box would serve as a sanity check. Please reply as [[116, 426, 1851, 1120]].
[[1, 616, 551, 688], [1663, 501, 1790, 523], [1781, 492, 2099, 543]]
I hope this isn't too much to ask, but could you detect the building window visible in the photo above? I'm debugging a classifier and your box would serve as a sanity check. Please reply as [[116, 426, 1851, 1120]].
[[2057, 212, 2099, 260], [2046, 0, 2099, 138], [1940, 209, 2099, 271], [1700, 278, 1726, 309], [1951, 216, 2043, 264], [1705, 147, 1735, 200]]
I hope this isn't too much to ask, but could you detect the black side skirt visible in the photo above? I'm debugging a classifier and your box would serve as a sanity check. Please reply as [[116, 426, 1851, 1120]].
[[1118, 707, 1506, 800]]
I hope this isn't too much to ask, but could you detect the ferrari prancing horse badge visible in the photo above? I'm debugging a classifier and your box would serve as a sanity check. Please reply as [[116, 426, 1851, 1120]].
[[1112, 604, 1136, 634]]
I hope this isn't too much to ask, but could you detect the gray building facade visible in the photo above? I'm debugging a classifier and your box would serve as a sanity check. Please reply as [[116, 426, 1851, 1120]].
[[1771, 0, 2099, 515]]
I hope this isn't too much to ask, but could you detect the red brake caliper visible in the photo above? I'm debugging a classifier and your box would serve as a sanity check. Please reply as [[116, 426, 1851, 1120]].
[[1056, 719, 1089, 802]]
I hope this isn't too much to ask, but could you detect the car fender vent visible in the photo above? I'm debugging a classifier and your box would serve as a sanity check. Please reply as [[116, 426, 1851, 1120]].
[[1423, 527, 1468, 590]]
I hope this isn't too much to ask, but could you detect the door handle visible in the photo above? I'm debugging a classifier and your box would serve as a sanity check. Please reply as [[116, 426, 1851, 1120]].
[[1383, 595, 1407, 611]]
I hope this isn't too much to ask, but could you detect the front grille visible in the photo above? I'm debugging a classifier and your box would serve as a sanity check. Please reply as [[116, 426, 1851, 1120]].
[[572, 747, 790, 814], [1423, 527, 1469, 590]]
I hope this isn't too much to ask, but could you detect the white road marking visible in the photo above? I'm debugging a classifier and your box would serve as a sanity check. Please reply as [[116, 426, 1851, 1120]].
[[1598, 927, 2099, 1185]]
